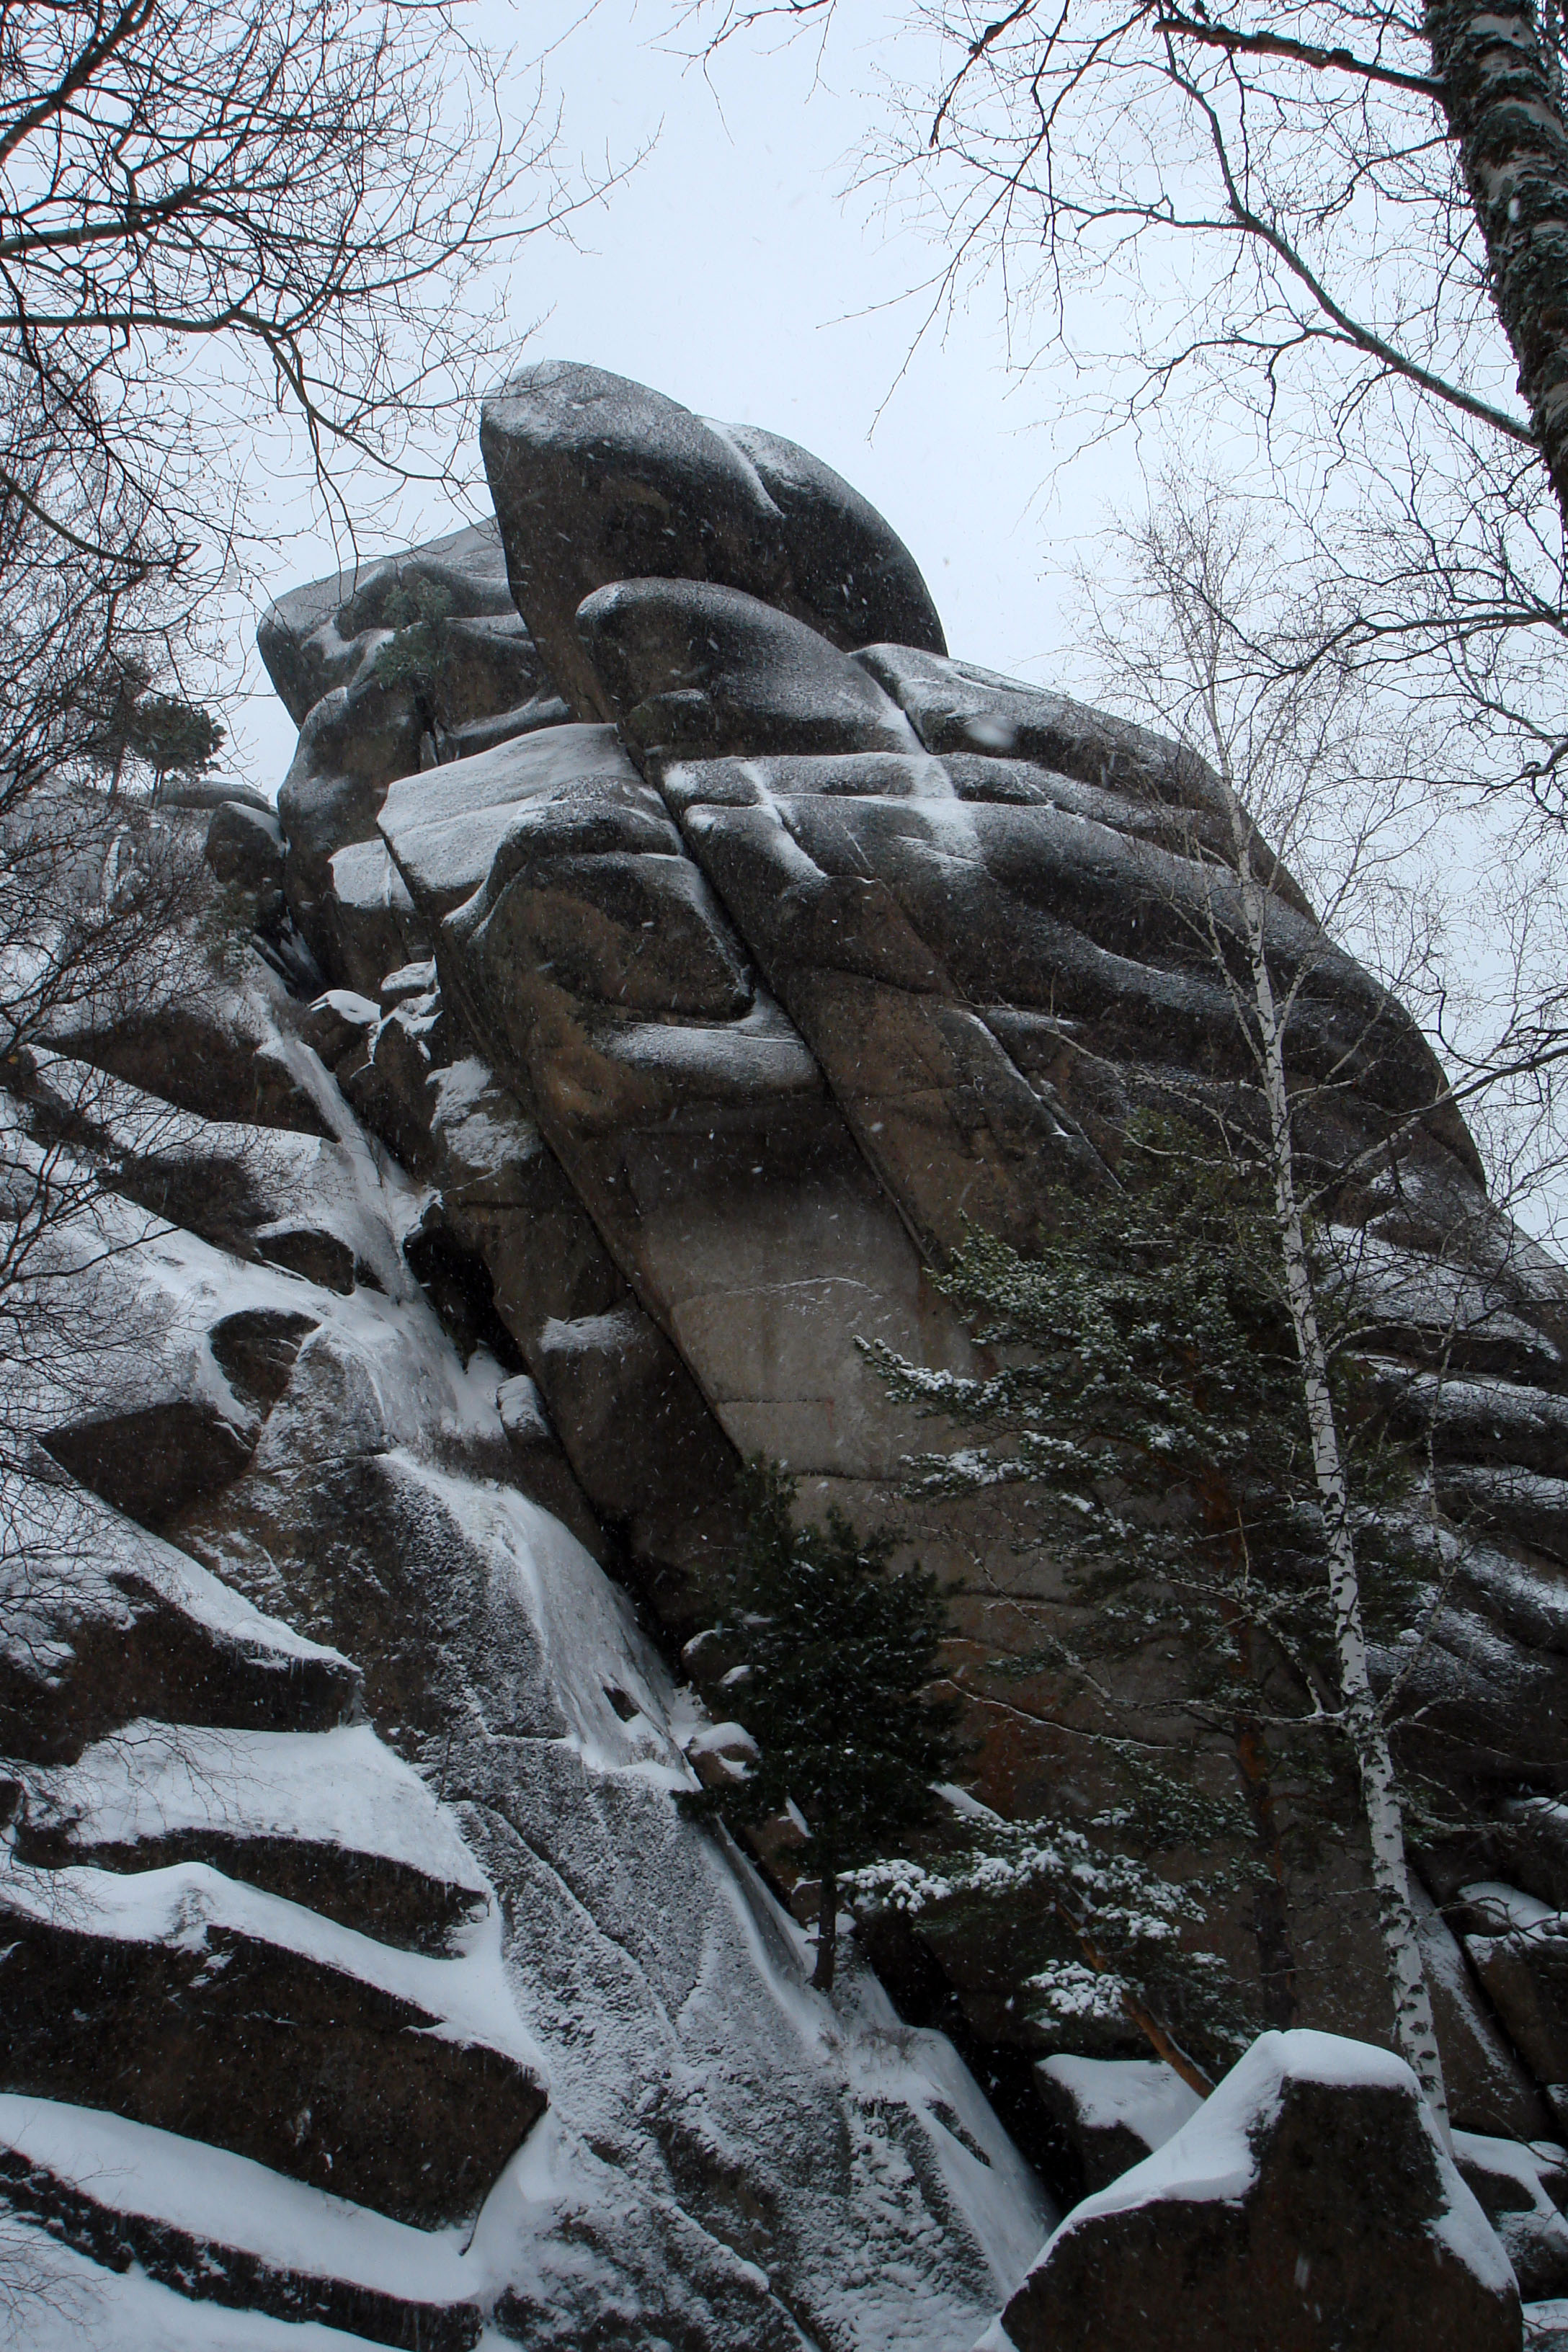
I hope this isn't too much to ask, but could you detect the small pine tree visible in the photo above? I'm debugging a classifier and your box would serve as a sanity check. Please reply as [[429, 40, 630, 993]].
[[686, 1457, 966, 1991], [847, 1811, 1248, 2093], [373, 581, 454, 698], [79, 657, 225, 797], [864, 1117, 1425, 2036]]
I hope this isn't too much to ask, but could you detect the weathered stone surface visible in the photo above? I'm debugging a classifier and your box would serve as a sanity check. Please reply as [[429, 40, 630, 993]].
[[208, 1308, 319, 1417], [576, 577, 919, 761], [437, 778, 977, 1484], [530, 1304, 737, 1580], [1408, 1874, 1556, 2142], [999, 2031, 1520, 2352], [205, 798, 285, 894], [6, 897, 1048, 2346], [226, 366, 1568, 2284], [174, 1431, 1046, 2344], [478, 361, 945, 723], [1464, 1889, 1568, 2088], [155, 775, 274, 817], [495, 849, 752, 1017], [0, 1861, 545, 2227], [298, 986, 378, 1066], [495, 1372, 605, 1559], [257, 519, 549, 727], [277, 669, 427, 942], [380, 721, 656, 922], [858, 644, 1221, 813]]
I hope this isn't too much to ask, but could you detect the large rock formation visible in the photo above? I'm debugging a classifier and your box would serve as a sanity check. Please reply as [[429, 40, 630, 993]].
[[998, 2031, 1522, 2352], [9, 360, 1568, 2343]]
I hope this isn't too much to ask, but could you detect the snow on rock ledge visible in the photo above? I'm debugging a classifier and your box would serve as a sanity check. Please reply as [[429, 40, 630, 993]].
[[995, 2030, 1521, 2352]]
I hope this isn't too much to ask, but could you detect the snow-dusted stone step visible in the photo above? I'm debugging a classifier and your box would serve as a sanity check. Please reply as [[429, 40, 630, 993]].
[[0, 2095, 483, 2349], [0, 1492, 361, 1763], [378, 721, 654, 925], [0, 1850, 545, 2225], [14, 1722, 489, 1955]]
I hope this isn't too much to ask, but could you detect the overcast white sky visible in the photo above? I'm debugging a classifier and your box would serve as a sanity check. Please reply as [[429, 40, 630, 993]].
[[230, 0, 1130, 794]]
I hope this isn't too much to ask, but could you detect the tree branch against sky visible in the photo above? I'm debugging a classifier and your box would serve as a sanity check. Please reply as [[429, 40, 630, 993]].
[[0, 0, 608, 597]]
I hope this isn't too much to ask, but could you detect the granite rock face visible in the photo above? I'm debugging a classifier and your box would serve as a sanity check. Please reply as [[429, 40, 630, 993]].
[[248, 370, 1568, 2143], [15, 362, 1568, 2342]]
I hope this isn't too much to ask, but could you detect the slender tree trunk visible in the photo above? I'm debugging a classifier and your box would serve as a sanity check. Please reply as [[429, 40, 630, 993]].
[[813, 1866, 839, 1992], [1224, 812, 1452, 2139], [1426, 0, 1568, 538], [1062, 1899, 1216, 2095]]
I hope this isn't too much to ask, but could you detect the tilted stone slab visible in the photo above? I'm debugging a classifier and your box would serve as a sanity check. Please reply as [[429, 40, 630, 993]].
[[0, 1493, 360, 1764], [0, 1853, 545, 2227], [16, 1721, 491, 1956], [324, 838, 428, 997], [380, 721, 656, 923], [478, 360, 945, 723], [664, 754, 1481, 1266]]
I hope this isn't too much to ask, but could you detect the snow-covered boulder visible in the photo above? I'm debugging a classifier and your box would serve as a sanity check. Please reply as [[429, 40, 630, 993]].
[[996, 2031, 1520, 2352], [1033, 2056, 1203, 2195]]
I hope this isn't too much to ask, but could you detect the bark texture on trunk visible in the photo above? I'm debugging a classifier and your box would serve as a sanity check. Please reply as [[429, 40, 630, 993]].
[[1225, 797, 1453, 2141], [1426, 0, 1568, 533]]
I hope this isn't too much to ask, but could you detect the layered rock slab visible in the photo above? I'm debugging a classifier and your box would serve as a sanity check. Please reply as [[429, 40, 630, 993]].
[[0, 2098, 484, 2351], [0, 1850, 545, 2227], [997, 2031, 1520, 2352]]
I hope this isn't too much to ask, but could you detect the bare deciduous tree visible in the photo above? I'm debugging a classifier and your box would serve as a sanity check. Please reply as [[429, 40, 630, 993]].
[[1076, 478, 1477, 2127], [2, 0, 592, 582]]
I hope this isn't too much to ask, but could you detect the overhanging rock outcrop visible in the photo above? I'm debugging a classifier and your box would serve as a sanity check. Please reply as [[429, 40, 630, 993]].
[[27, 359, 1568, 2341], [240, 363, 1568, 2155]]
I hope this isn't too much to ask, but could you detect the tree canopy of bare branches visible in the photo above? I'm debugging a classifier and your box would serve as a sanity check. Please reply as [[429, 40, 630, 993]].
[[1, 0, 588, 592]]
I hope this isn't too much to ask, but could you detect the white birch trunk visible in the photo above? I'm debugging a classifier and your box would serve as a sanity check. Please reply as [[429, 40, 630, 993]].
[[1219, 788, 1453, 2141]]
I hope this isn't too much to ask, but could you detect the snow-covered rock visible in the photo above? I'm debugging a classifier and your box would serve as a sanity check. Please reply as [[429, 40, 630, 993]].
[[998, 2031, 1520, 2352], [1032, 2056, 1203, 2193]]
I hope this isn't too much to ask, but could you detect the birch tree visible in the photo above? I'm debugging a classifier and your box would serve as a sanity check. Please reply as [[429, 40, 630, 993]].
[[1083, 481, 1456, 2131]]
